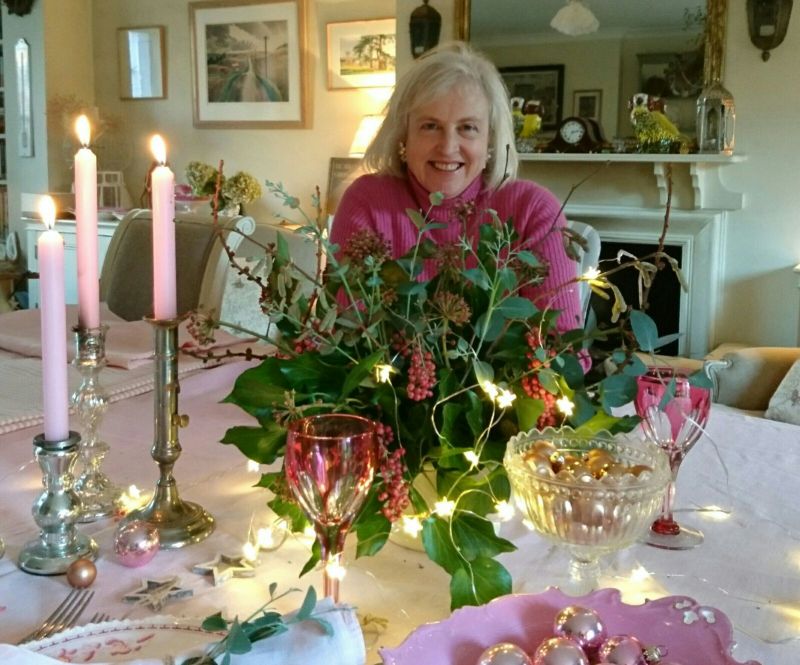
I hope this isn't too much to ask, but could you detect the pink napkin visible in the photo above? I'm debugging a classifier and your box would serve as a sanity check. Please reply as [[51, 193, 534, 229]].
[[0, 304, 252, 369]]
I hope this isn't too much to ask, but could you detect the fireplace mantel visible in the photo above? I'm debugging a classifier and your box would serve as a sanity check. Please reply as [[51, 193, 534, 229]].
[[518, 153, 746, 211]]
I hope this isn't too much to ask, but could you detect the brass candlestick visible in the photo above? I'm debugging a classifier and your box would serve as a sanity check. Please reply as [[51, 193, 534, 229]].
[[19, 431, 98, 575], [124, 317, 214, 548], [72, 325, 122, 521]]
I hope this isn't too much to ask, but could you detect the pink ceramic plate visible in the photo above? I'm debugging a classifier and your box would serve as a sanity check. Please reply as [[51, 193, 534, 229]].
[[380, 588, 760, 665]]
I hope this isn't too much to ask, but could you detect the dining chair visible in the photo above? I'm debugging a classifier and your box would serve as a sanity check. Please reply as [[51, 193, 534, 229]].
[[565, 220, 601, 325], [99, 209, 257, 321]]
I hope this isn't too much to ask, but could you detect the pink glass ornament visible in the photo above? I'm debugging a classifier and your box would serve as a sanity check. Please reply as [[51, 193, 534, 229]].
[[477, 642, 533, 665], [533, 637, 589, 665], [553, 605, 606, 652], [114, 520, 160, 567], [597, 635, 646, 665]]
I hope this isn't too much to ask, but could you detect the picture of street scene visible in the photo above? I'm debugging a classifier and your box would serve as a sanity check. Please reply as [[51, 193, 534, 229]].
[[205, 20, 289, 103], [337, 33, 395, 76]]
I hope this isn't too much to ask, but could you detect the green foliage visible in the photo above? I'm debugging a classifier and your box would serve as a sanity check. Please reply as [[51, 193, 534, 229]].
[[209, 181, 677, 610], [183, 586, 332, 665]]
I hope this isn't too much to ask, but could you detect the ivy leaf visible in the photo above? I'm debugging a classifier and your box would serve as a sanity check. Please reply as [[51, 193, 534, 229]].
[[268, 496, 309, 533], [355, 492, 391, 557], [421, 516, 461, 575], [342, 350, 384, 398], [450, 556, 512, 609], [473, 360, 494, 387], [630, 310, 659, 352], [220, 424, 285, 465], [451, 513, 516, 561], [514, 393, 544, 432]]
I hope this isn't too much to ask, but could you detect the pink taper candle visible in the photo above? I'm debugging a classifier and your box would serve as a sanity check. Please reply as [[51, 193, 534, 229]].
[[38, 196, 70, 441], [149, 135, 177, 320], [74, 115, 100, 329]]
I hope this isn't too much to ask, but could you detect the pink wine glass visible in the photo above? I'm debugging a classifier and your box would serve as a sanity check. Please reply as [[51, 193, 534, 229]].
[[635, 367, 711, 550], [285, 413, 378, 602]]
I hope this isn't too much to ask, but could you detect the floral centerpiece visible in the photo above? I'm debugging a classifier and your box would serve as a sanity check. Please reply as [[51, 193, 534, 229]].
[[185, 160, 262, 213], [197, 180, 696, 610]]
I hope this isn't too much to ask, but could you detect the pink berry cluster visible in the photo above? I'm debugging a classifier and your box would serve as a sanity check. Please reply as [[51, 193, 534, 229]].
[[521, 331, 560, 429], [292, 319, 322, 355], [374, 423, 410, 521], [407, 348, 437, 401]]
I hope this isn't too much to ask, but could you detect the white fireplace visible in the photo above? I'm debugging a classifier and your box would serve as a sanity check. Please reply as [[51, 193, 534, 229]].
[[518, 154, 745, 359]]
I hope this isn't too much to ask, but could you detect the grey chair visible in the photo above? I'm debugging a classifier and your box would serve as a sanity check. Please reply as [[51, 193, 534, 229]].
[[99, 209, 256, 321]]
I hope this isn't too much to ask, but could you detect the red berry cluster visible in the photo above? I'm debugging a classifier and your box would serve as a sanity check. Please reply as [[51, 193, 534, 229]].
[[521, 330, 560, 429], [407, 348, 436, 401], [292, 319, 322, 355], [375, 423, 410, 522]]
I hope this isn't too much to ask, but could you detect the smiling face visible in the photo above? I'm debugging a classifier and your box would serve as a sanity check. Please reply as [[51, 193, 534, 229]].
[[404, 83, 491, 199]]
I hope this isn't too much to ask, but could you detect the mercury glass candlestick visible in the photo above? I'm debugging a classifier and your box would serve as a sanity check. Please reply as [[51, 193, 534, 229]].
[[72, 325, 122, 521], [19, 431, 98, 574], [123, 317, 214, 548]]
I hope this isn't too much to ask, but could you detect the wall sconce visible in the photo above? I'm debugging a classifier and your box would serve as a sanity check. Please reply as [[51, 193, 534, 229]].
[[746, 0, 794, 61], [409, 0, 441, 59]]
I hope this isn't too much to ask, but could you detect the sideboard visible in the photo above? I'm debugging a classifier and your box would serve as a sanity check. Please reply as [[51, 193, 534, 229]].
[[24, 217, 119, 309]]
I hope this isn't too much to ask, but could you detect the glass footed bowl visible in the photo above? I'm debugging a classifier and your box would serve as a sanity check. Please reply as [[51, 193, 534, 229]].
[[504, 427, 670, 593]]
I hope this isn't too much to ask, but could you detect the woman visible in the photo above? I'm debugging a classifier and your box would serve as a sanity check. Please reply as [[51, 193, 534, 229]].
[[331, 42, 582, 332]]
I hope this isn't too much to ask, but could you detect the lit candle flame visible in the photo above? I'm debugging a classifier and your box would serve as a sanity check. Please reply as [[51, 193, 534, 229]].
[[39, 195, 56, 231], [75, 114, 91, 147], [150, 134, 167, 165]]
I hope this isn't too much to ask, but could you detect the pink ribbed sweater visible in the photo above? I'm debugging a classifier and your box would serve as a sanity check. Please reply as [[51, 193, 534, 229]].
[[331, 173, 581, 332]]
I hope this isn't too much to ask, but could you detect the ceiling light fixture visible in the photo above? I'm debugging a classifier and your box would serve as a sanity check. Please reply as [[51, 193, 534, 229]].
[[550, 0, 600, 37]]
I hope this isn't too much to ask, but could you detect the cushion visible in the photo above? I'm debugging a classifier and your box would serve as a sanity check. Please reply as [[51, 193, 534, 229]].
[[708, 347, 800, 411], [765, 359, 800, 425]]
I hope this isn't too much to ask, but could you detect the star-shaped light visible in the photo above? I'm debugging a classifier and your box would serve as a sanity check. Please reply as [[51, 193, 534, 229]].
[[433, 498, 456, 518], [401, 515, 423, 538], [496, 388, 516, 409], [556, 395, 575, 416], [191, 553, 256, 586], [123, 577, 193, 611]]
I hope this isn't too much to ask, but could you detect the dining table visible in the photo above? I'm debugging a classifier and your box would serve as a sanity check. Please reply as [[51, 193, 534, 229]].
[[0, 350, 798, 664]]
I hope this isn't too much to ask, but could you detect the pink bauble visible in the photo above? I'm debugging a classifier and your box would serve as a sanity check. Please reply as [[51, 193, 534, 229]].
[[533, 637, 589, 665], [477, 642, 534, 665], [553, 606, 607, 651], [114, 520, 159, 567], [597, 635, 646, 665]]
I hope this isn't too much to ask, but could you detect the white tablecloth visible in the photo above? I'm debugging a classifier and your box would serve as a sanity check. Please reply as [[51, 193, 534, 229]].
[[0, 361, 798, 664]]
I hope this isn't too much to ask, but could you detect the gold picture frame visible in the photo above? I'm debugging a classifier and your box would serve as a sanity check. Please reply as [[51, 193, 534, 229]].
[[325, 157, 365, 216], [190, 0, 309, 128], [326, 18, 396, 90], [573, 89, 602, 122]]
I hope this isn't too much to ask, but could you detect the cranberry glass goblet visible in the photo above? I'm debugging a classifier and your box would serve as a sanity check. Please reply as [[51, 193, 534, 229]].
[[285, 414, 378, 602], [635, 367, 711, 550]]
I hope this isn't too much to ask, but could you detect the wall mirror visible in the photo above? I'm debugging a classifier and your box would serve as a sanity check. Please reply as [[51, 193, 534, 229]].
[[117, 26, 166, 100], [456, 0, 727, 140]]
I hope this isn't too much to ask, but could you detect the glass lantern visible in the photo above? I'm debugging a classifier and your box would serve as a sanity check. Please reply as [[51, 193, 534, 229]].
[[696, 78, 735, 155]]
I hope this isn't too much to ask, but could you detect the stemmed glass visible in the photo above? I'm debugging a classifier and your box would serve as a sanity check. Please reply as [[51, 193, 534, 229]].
[[635, 367, 711, 550], [285, 414, 379, 603]]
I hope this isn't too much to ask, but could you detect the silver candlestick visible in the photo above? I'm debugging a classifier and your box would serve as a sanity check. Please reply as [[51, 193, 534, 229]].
[[123, 317, 215, 548], [19, 431, 98, 574], [72, 325, 121, 521]]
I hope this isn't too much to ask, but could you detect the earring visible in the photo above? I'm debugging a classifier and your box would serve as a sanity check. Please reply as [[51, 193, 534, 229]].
[[398, 141, 407, 163]]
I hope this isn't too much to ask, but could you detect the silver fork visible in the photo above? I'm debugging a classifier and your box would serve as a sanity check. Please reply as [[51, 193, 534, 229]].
[[17, 588, 94, 644]]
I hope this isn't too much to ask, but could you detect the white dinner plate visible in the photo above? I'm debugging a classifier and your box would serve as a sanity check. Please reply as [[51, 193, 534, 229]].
[[24, 615, 224, 663]]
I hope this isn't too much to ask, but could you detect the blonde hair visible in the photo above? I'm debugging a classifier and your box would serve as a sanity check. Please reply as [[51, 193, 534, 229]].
[[364, 41, 518, 190]]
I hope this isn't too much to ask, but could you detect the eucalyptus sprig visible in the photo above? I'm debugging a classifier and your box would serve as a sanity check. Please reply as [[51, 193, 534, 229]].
[[184, 585, 332, 665]]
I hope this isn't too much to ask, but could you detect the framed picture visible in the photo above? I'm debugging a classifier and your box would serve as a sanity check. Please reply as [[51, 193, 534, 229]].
[[325, 157, 365, 216], [189, 0, 309, 128], [499, 65, 564, 131], [573, 89, 602, 121], [326, 19, 396, 90]]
